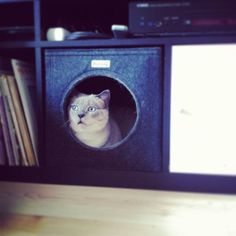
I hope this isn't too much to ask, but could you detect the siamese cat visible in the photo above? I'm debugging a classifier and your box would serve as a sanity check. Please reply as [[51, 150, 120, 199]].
[[68, 89, 121, 148]]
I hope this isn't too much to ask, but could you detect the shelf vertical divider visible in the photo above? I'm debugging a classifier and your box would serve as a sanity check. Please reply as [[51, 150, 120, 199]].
[[34, 0, 44, 166], [33, 0, 41, 42], [162, 44, 172, 173]]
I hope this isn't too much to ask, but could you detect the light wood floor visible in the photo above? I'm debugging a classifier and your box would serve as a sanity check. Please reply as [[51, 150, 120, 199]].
[[0, 181, 235, 236]]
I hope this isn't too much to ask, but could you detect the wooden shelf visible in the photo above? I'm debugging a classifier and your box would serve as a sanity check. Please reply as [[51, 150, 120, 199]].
[[0, 166, 235, 194], [1, 181, 236, 236], [0, 0, 33, 3], [39, 35, 236, 48], [1, 36, 236, 50], [0, 41, 35, 48]]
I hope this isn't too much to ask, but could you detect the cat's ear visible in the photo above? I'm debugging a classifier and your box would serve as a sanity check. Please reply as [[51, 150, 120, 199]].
[[97, 89, 110, 107]]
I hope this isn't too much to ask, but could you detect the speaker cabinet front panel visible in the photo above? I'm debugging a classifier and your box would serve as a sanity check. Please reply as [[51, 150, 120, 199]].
[[45, 47, 163, 172]]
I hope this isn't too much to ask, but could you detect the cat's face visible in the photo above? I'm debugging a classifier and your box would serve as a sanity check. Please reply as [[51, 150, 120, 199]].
[[68, 90, 110, 132]]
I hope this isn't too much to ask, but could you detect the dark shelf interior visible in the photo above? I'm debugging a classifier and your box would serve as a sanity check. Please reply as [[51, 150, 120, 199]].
[[0, 47, 35, 62], [0, 1, 34, 41], [41, 0, 128, 40]]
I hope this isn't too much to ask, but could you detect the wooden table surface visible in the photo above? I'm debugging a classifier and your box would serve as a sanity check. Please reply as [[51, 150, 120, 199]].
[[0, 181, 235, 236]]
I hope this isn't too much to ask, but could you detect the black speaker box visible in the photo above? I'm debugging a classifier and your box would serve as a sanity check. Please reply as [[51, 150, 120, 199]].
[[45, 47, 163, 172]]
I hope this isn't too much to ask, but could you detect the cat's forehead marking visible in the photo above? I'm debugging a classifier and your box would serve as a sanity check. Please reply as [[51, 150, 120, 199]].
[[70, 94, 105, 108]]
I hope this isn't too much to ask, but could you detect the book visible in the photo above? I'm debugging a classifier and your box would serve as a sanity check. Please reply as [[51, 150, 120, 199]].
[[0, 77, 15, 166], [0, 101, 7, 165], [6, 75, 29, 166], [0, 57, 13, 166], [0, 75, 22, 165], [11, 59, 38, 166]]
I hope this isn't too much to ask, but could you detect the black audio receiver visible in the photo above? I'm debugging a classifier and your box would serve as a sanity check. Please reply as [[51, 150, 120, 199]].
[[129, 1, 236, 36]]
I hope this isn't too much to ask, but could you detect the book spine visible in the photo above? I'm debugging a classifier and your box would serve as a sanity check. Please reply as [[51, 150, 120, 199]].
[[0, 116, 7, 165], [0, 78, 15, 166], [11, 59, 38, 166], [0, 75, 22, 165], [6, 75, 29, 166], [1, 75, 23, 166]]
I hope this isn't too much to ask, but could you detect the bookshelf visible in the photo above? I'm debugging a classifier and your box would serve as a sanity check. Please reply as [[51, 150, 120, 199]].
[[0, 0, 236, 193]]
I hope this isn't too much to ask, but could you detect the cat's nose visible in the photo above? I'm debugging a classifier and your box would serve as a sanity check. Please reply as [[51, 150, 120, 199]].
[[78, 113, 85, 118]]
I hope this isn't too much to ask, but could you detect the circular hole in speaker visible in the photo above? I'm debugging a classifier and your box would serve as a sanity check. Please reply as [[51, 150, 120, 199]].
[[63, 75, 138, 150]]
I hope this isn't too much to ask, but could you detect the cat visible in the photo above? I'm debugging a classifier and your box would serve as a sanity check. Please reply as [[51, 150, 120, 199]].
[[68, 89, 122, 148]]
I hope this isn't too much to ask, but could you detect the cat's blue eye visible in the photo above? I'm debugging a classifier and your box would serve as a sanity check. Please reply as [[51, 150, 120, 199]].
[[87, 106, 97, 112], [71, 105, 79, 111]]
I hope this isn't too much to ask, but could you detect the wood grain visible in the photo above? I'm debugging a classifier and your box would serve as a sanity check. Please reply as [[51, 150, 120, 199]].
[[0, 181, 235, 236]]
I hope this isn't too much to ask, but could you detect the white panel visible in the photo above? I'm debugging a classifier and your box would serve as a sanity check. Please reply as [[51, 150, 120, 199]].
[[170, 44, 236, 175]]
